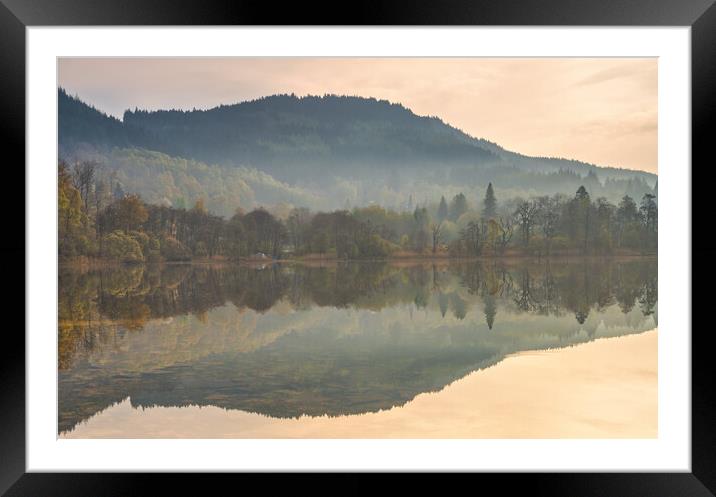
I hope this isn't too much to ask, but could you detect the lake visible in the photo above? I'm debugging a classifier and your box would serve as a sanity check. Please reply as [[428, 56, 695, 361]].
[[58, 258, 657, 438]]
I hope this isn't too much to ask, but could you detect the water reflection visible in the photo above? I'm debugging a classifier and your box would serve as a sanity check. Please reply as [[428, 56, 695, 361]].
[[58, 259, 657, 435]]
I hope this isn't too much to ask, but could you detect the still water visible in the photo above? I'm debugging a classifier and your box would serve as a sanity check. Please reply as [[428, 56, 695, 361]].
[[58, 259, 657, 438]]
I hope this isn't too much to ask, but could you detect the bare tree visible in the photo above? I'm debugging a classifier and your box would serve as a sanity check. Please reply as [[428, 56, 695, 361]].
[[536, 196, 560, 255], [514, 200, 539, 248], [72, 160, 97, 212], [460, 220, 484, 256], [497, 216, 514, 255], [430, 221, 443, 254], [93, 179, 109, 252]]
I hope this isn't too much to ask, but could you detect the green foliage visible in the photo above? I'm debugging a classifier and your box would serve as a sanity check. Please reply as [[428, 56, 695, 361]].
[[242, 208, 286, 257], [455, 211, 481, 231], [76, 147, 321, 219], [160, 236, 192, 261], [440, 220, 459, 243], [102, 231, 145, 263], [58, 161, 96, 258], [224, 214, 247, 260], [449, 193, 469, 221], [127, 230, 150, 252]]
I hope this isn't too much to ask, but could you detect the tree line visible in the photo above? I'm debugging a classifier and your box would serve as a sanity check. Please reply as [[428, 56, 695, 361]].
[[59, 160, 657, 263]]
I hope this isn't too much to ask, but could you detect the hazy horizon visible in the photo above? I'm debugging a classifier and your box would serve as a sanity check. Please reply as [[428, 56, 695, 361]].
[[58, 57, 657, 174]]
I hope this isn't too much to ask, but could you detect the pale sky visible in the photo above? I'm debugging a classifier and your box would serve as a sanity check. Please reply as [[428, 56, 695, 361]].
[[58, 57, 657, 174]]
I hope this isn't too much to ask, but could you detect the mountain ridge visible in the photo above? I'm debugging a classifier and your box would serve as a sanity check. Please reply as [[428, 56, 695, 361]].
[[58, 88, 657, 216], [60, 88, 655, 180]]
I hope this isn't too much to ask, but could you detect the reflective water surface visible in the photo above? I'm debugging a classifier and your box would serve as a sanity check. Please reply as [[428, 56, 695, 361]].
[[58, 259, 657, 437]]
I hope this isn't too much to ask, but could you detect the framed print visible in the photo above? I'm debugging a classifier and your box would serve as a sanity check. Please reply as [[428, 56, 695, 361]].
[[4, 0, 714, 494]]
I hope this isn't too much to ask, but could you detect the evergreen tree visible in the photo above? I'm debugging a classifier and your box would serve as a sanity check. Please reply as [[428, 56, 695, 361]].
[[573, 186, 592, 254], [483, 183, 497, 219], [437, 196, 448, 222], [639, 193, 658, 251], [616, 195, 639, 248], [575, 185, 590, 201], [449, 193, 468, 221], [584, 170, 601, 196]]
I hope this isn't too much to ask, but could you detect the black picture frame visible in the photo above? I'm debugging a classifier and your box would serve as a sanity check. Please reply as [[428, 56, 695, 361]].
[[3, 0, 712, 494]]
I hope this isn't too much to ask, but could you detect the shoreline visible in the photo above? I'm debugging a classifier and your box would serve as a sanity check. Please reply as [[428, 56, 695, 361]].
[[59, 253, 658, 269]]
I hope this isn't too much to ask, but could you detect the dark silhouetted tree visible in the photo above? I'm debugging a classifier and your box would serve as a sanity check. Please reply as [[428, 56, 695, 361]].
[[449, 193, 468, 221], [483, 183, 497, 219], [437, 196, 448, 222], [514, 200, 539, 248]]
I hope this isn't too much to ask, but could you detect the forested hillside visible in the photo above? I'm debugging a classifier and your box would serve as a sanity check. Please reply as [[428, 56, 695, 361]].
[[59, 89, 657, 214], [71, 147, 320, 218]]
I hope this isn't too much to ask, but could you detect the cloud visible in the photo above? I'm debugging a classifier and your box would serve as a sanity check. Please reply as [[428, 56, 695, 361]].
[[574, 60, 657, 88]]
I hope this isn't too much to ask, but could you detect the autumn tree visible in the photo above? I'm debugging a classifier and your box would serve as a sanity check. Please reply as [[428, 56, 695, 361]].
[[58, 160, 93, 257], [496, 216, 514, 255], [485, 218, 501, 255], [192, 198, 207, 214], [116, 194, 149, 234]]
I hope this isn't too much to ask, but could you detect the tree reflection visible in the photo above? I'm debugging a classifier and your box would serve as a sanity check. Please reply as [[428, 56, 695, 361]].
[[484, 295, 497, 330], [59, 259, 657, 369], [58, 258, 657, 434]]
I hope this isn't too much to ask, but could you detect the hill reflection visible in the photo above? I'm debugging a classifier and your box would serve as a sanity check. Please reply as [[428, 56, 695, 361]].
[[59, 259, 657, 434]]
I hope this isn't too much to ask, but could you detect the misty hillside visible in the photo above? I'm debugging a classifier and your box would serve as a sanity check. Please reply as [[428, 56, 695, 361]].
[[58, 88, 657, 216]]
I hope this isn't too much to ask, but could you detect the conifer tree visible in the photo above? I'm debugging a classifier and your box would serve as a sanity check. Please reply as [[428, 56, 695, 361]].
[[483, 183, 497, 219], [437, 196, 448, 222]]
